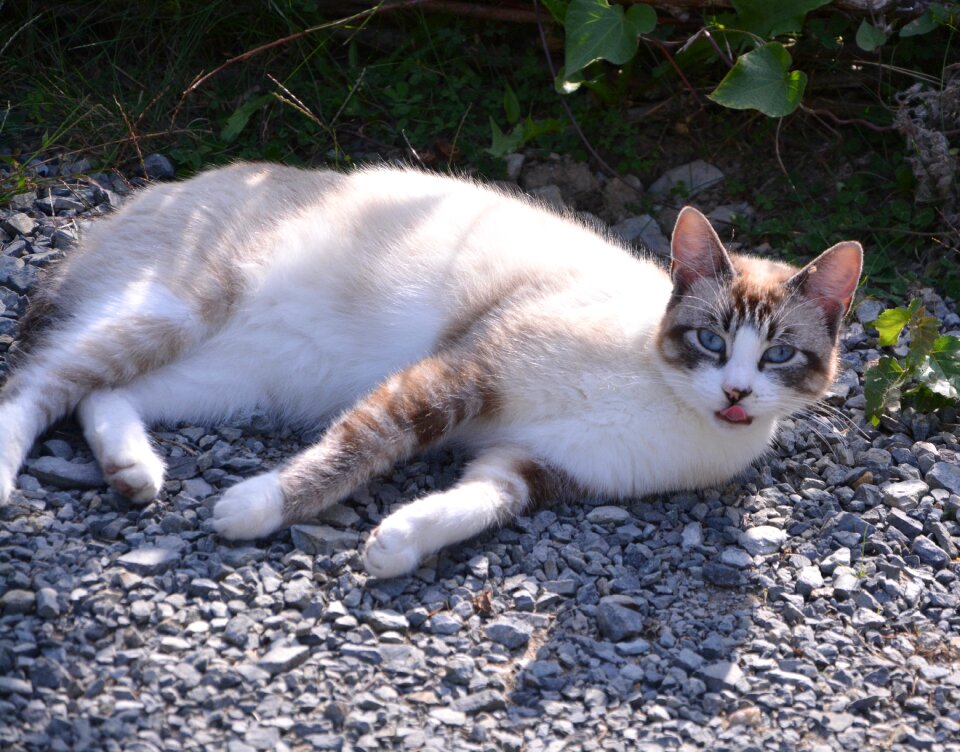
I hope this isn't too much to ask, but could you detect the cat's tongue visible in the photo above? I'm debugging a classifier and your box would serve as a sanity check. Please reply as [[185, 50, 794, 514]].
[[717, 405, 751, 424]]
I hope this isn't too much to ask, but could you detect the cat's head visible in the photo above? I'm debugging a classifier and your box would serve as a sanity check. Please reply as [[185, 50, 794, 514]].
[[656, 206, 862, 429]]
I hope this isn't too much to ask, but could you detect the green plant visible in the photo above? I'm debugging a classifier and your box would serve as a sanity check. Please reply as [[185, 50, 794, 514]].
[[864, 300, 960, 425], [546, 0, 957, 118]]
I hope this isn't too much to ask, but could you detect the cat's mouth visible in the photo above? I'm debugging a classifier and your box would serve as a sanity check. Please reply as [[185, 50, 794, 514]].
[[715, 404, 753, 425]]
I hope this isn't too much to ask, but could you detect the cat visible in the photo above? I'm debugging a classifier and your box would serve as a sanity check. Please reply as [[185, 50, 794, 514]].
[[0, 162, 862, 578]]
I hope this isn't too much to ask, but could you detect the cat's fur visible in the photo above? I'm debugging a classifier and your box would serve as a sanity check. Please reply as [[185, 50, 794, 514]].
[[0, 163, 862, 578]]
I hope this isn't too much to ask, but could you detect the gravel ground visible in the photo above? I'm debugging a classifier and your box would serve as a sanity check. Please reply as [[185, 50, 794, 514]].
[[1, 155, 959, 752]]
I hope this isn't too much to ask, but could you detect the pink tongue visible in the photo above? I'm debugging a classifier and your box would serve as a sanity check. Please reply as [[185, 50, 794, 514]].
[[720, 405, 749, 423]]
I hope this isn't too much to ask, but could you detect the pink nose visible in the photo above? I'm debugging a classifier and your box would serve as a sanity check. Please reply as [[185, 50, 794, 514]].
[[723, 386, 752, 403]]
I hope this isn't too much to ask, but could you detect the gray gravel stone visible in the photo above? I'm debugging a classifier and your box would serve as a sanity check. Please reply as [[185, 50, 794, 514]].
[[2, 213, 37, 236], [649, 160, 724, 196], [258, 645, 309, 675], [796, 565, 824, 597], [888, 509, 923, 539], [117, 547, 179, 575], [911, 535, 950, 569], [738, 525, 786, 555], [0, 677, 33, 695], [698, 661, 744, 692], [597, 595, 646, 641], [27, 456, 104, 489], [35, 587, 59, 618], [927, 462, 960, 494], [290, 524, 359, 555], [484, 616, 533, 649], [610, 215, 670, 256], [1, 589, 35, 614], [586, 505, 632, 524], [882, 479, 929, 509]]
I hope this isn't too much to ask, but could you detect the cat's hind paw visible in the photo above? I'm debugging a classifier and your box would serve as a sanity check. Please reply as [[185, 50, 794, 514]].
[[362, 517, 422, 579], [102, 450, 165, 504], [212, 472, 285, 540]]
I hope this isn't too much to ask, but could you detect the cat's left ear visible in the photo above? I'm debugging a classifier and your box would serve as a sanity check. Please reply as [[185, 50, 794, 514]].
[[670, 207, 734, 292], [788, 241, 863, 319]]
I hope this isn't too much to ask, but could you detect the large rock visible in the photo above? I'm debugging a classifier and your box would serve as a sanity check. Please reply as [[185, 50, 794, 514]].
[[649, 160, 724, 197]]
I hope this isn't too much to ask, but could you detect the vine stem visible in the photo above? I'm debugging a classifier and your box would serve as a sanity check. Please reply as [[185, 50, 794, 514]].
[[532, 0, 644, 194]]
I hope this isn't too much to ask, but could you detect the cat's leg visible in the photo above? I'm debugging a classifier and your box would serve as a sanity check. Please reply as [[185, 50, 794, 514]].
[[212, 353, 498, 540], [0, 290, 199, 503], [363, 447, 565, 578], [76, 390, 165, 503]]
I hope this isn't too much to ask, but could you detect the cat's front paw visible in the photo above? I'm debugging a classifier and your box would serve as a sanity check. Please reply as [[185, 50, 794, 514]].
[[212, 472, 285, 540], [362, 516, 422, 579], [0, 467, 13, 505], [102, 450, 165, 504]]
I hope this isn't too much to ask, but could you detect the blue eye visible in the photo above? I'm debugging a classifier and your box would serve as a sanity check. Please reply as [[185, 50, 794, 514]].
[[697, 329, 725, 354], [763, 344, 796, 364]]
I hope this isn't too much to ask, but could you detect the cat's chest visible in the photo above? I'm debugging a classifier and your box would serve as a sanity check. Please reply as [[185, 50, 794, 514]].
[[490, 365, 775, 497]]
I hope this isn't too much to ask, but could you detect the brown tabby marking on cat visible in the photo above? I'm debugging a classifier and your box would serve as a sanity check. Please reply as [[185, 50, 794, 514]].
[[278, 354, 500, 525]]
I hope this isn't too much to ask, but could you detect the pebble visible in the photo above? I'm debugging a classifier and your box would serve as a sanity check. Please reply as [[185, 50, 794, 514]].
[[911, 535, 949, 569], [27, 456, 104, 489], [586, 505, 632, 524], [927, 462, 960, 494], [118, 547, 179, 575], [738, 525, 786, 556], [597, 595, 646, 641], [1, 589, 35, 614], [484, 616, 532, 649], [35, 588, 59, 618], [258, 645, 310, 675], [882, 480, 929, 509]]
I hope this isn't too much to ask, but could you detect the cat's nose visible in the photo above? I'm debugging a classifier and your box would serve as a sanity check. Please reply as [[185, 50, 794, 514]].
[[723, 386, 752, 403]]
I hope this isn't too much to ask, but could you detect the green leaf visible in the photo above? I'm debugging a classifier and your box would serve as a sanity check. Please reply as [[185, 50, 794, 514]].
[[906, 307, 940, 370], [900, 9, 939, 37], [856, 20, 888, 51], [707, 43, 807, 117], [731, 0, 832, 37], [487, 117, 524, 158], [864, 355, 907, 424], [870, 302, 917, 347], [540, 0, 568, 24], [503, 84, 521, 125], [221, 95, 273, 144], [563, 0, 655, 80]]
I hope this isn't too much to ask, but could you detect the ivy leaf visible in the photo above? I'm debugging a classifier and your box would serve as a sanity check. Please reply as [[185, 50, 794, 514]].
[[856, 20, 888, 51], [899, 9, 939, 37], [563, 0, 656, 80], [221, 95, 273, 144], [731, 0, 833, 37], [487, 118, 524, 157], [869, 300, 918, 347], [864, 355, 906, 425], [540, 0, 569, 24], [707, 43, 807, 117], [906, 307, 940, 370], [503, 84, 521, 125]]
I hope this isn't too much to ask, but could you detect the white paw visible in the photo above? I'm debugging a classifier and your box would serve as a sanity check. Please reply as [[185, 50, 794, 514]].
[[212, 472, 285, 540], [362, 516, 422, 579], [0, 466, 13, 504], [102, 449, 165, 504]]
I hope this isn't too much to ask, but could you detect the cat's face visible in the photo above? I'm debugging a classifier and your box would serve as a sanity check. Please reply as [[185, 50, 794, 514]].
[[657, 208, 862, 429]]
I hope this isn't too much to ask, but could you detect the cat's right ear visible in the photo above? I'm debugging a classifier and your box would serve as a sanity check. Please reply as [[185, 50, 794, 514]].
[[670, 207, 734, 292]]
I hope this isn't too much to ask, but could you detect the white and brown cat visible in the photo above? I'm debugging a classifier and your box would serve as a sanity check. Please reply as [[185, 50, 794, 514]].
[[0, 163, 862, 577]]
